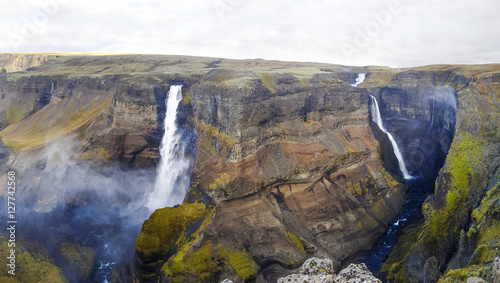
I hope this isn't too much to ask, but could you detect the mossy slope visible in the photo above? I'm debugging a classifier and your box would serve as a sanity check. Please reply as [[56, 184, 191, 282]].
[[0, 236, 67, 283]]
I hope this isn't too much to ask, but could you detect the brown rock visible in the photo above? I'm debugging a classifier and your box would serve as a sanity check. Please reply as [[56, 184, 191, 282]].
[[424, 257, 440, 283], [123, 133, 148, 155]]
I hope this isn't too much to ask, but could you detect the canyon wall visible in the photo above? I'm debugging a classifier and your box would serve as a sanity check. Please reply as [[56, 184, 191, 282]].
[[0, 55, 499, 282]]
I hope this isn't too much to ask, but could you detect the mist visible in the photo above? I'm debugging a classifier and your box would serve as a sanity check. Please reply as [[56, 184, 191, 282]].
[[1, 134, 161, 282]]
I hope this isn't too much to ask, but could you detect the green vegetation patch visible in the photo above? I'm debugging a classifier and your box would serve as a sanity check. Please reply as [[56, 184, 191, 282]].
[[260, 73, 276, 93], [469, 182, 500, 264], [135, 201, 207, 261], [79, 146, 110, 160], [426, 135, 483, 238], [195, 119, 237, 160], [161, 207, 217, 282], [0, 237, 67, 283], [208, 173, 232, 190], [286, 230, 306, 255], [361, 70, 399, 88], [5, 102, 31, 125], [0, 91, 113, 151], [438, 265, 491, 283], [218, 245, 258, 280], [60, 242, 96, 279]]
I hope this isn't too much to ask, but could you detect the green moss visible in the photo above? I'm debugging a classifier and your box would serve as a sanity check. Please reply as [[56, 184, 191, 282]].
[[286, 231, 306, 254], [5, 103, 30, 125], [472, 183, 500, 223], [380, 164, 400, 187], [468, 245, 489, 265], [218, 245, 258, 280], [0, 91, 114, 151], [468, 182, 500, 264], [260, 73, 275, 93], [361, 70, 398, 88], [467, 227, 477, 238], [0, 237, 67, 283], [135, 201, 207, 261], [381, 221, 424, 281], [208, 173, 232, 190], [426, 135, 482, 238], [195, 119, 236, 159], [79, 146, 110, 160], [438, 265, 490, 283], [182, 89, 192, 105], [161, 207, 216, 281], [167, 241, 219, 282], [60, 242, 95, 279]]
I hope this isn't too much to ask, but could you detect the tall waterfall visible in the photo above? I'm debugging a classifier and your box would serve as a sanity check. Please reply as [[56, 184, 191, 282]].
[[351, 73, 366, 87], [146, 85, 191, 211], [370, 95, 413, 180]]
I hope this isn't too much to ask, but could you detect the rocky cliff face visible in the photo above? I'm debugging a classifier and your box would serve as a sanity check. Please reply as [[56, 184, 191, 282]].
[[378, 66, 500, 282], [0, 54, 499, 283]]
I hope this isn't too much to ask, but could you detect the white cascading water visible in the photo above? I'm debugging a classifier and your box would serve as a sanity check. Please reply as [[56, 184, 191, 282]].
[[146, 85, 191, 211], [351, 73, 366, 87], [370, 95, 413, 180]]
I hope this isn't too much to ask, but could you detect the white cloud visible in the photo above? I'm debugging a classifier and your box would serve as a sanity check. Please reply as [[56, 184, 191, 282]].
[[1, 0, 499, 67]]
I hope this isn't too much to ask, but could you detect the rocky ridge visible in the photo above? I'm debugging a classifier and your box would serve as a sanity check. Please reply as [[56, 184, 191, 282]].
[[276, 257, 381, 283]]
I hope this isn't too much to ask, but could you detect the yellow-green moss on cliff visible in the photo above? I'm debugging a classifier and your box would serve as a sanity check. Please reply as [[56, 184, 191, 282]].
[[163, 241, 218, 283], [438, 265, 491, 283], [160, 204, 217, 282], [0, 91, 113, 151], [196, 120, 236, 148], [208, 173, 232, 190], [5, 102, 31, 125], [218, 245, 258, 280], [426, 135, 482, 238], [260, 73, 275, 93], [471, 182, 500, 263], [60, 242, 96, 279], [79, 146, 110, 160], [0, 237, 67, 283], [439, 182, 500, 281], [287, 231, 305, 254], [135, 201, 207, 261]]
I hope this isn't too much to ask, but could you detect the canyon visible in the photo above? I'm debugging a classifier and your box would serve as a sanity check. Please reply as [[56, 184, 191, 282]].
[[0, 53, 499, 282]]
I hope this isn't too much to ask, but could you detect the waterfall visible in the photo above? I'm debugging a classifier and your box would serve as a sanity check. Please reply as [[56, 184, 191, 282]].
[[351, 73, 366, 87], [428, 91, 436, 131], [370, 95, 413, 180], [51, 81, 55, 94], [146, 85, 191, 211]]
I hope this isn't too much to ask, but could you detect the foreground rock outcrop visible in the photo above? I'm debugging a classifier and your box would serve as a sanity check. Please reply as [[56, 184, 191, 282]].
[[277, 257, 381, 283]]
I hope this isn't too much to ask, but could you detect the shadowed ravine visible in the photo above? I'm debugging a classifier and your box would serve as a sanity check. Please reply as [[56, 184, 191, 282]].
[[362, 86, 457, 280]]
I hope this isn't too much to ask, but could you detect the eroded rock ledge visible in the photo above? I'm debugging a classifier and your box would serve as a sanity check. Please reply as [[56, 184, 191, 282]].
[[276, 257, 381, 283]]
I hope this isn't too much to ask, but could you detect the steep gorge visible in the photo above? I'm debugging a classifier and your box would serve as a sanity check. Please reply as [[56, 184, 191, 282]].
[[0, 54, 499, 282]]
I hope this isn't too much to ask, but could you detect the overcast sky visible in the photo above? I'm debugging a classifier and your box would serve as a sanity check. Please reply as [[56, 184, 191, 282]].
[[1, 0, 499, 67]]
